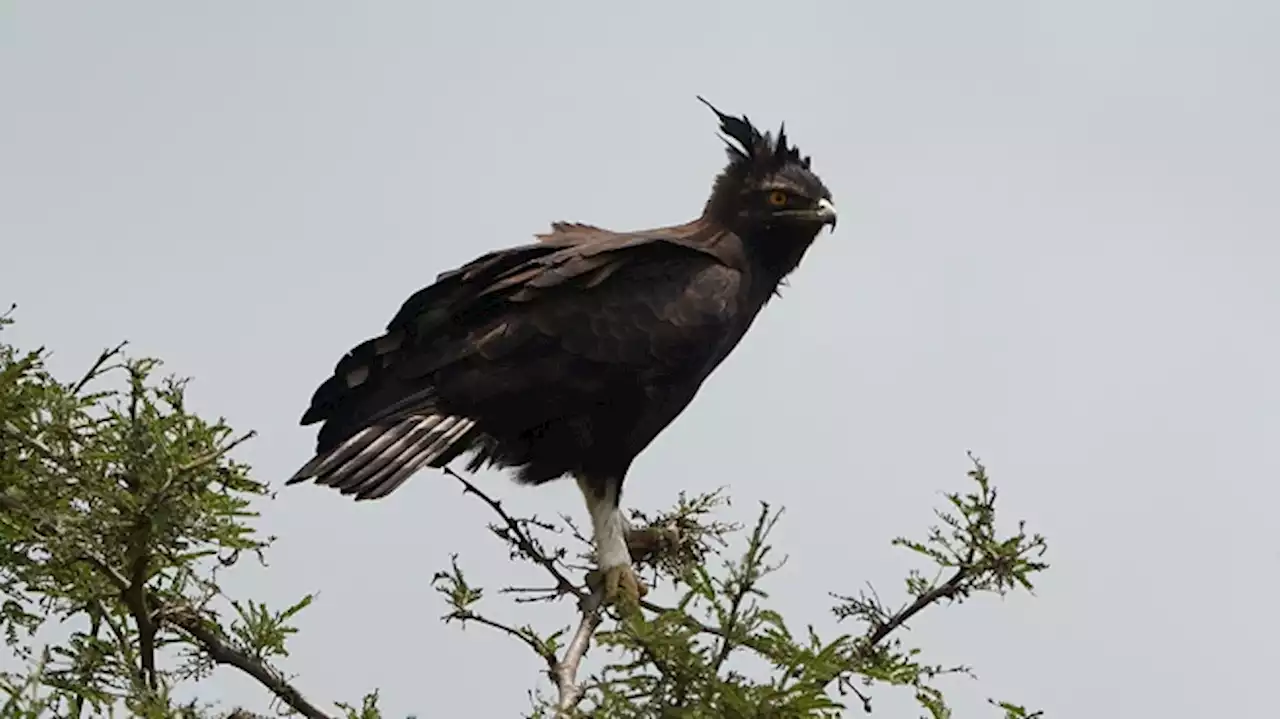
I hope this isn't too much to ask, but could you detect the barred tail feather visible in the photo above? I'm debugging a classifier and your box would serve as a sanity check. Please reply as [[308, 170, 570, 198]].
[[286, 414, 478, 501]]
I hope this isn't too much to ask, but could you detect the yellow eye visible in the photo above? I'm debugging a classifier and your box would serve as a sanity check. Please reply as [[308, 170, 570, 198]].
[[767, 190, 789, 207]]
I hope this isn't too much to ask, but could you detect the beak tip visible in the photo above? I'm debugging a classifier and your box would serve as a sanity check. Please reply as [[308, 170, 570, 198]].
[[816, 198, 838, 230]]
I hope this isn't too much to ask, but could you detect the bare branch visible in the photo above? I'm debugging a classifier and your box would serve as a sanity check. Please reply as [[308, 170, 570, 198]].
[[67, 341, 128, 394], [442, 466, 584, 602], [448, 610, 556, 668], [554, 606, 604, 716]]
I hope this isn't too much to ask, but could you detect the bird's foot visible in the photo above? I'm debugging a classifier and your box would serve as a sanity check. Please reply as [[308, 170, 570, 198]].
[[587, 563, 648, 614], [626, 525, 682, 563]]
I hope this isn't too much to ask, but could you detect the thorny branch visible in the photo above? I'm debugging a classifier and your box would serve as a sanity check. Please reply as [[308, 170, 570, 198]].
[[440, 467, 607, 716], [443, 466, 585, 603]]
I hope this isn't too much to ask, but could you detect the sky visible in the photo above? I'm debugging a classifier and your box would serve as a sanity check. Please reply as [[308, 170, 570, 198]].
[[3, 1, 1278, 717]]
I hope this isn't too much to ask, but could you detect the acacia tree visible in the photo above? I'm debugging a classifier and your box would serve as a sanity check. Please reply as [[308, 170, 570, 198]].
[[0, 311, 1048, 718]]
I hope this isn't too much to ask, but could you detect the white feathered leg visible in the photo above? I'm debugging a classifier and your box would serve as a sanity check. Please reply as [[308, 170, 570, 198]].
[[576, 475, 645, 607]]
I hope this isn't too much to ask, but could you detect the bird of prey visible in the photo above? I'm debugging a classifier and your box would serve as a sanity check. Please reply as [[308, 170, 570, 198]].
[[287, 98, 836, 607]]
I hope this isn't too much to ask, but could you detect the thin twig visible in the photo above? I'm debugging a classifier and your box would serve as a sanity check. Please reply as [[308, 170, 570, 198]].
[[442, 467, 583, 601], [0, 420, 55, 460], [836, 676, 874, 713], [176, 430, 257, 474], [94, 599, 148, 696], [710, 505, 774, 672], [68, 342, 127, 395], [641, 553, 972, 676], [639, 598, 772, 656], [69, 607, 104, 719], [449, 610, 556, 669]]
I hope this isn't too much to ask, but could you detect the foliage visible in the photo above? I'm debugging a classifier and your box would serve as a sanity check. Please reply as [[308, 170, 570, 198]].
[[0, 310, 1048, 718], [0, 310, 364, 718], [434, 457, 1048, 718]]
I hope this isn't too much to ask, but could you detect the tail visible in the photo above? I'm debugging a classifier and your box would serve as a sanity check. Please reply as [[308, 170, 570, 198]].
[[286, 413, 478, 500]]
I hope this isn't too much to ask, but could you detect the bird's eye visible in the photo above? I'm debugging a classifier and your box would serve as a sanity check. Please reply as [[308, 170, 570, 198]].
[[767, 190, 789, 207]]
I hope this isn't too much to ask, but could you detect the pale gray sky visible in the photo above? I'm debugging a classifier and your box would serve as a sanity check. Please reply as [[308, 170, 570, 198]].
[[3, 2, 1278, 717]]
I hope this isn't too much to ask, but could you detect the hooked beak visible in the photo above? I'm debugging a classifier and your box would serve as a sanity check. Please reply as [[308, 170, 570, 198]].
[[814, 198, 838, 231]]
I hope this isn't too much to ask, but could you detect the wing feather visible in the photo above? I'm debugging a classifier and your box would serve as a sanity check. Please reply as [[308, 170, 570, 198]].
[[289, 221, 741, 499]]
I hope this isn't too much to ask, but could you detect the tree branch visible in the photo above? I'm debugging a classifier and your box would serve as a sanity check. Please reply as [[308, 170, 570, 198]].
[[94, 598, 148, 695], [1, 489, 334, 719], [67, 341, 127, 395], [442, 466, 584, 602], [554, 607, 604, 715], [122, 371, 160, 694], [864, 565, 969, 649], [442, 466, 611, 717], [175, 429, 256, 474], [711, 504, 776, 673], [446, 609, 558, 674], [639, 598, 774, 657], [163, 607, 333, 719]]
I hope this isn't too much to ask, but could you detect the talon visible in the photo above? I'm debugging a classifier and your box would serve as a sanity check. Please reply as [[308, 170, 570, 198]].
[[591, 563, 647, 613]]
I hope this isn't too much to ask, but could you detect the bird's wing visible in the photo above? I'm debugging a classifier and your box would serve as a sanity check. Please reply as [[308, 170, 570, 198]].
[[290, 229, 741, 495]]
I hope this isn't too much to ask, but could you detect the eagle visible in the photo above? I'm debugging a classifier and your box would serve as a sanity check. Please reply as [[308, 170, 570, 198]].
[[287, 98, 836, 607]]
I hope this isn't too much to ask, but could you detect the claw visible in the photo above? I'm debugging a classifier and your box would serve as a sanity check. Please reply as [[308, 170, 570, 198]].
[[587, 563, 647, 613]]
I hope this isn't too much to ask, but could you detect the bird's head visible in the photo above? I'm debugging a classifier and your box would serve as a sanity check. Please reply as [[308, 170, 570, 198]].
[[698, 97, 837, 242]]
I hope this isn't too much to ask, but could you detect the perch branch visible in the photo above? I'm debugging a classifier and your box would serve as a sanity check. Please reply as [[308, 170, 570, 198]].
[[442, 466, 609, 716], [554, 605, 604, 715], [442, 466, 583, 601]]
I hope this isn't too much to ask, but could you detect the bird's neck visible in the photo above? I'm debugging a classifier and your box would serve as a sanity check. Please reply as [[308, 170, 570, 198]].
[[742, 226, 820, 287], [664, 215, 817, 300]]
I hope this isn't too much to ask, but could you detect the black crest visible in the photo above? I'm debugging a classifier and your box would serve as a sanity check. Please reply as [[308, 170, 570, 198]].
[[696, 96, 812, 176]]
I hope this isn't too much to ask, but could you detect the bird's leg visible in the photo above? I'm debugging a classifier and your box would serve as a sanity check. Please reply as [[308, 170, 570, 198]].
[[576, 475, 647, 612]]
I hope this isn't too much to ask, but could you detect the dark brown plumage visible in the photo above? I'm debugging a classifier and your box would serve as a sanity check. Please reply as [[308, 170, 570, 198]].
[[287, 98, 836, 604]]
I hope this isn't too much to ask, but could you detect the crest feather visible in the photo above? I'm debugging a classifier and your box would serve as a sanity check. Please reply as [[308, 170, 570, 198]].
[[695, 96, 808, 175]]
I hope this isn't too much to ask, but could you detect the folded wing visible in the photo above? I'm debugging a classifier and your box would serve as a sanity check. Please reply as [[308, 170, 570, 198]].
[[288, 227, 742, 499]]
